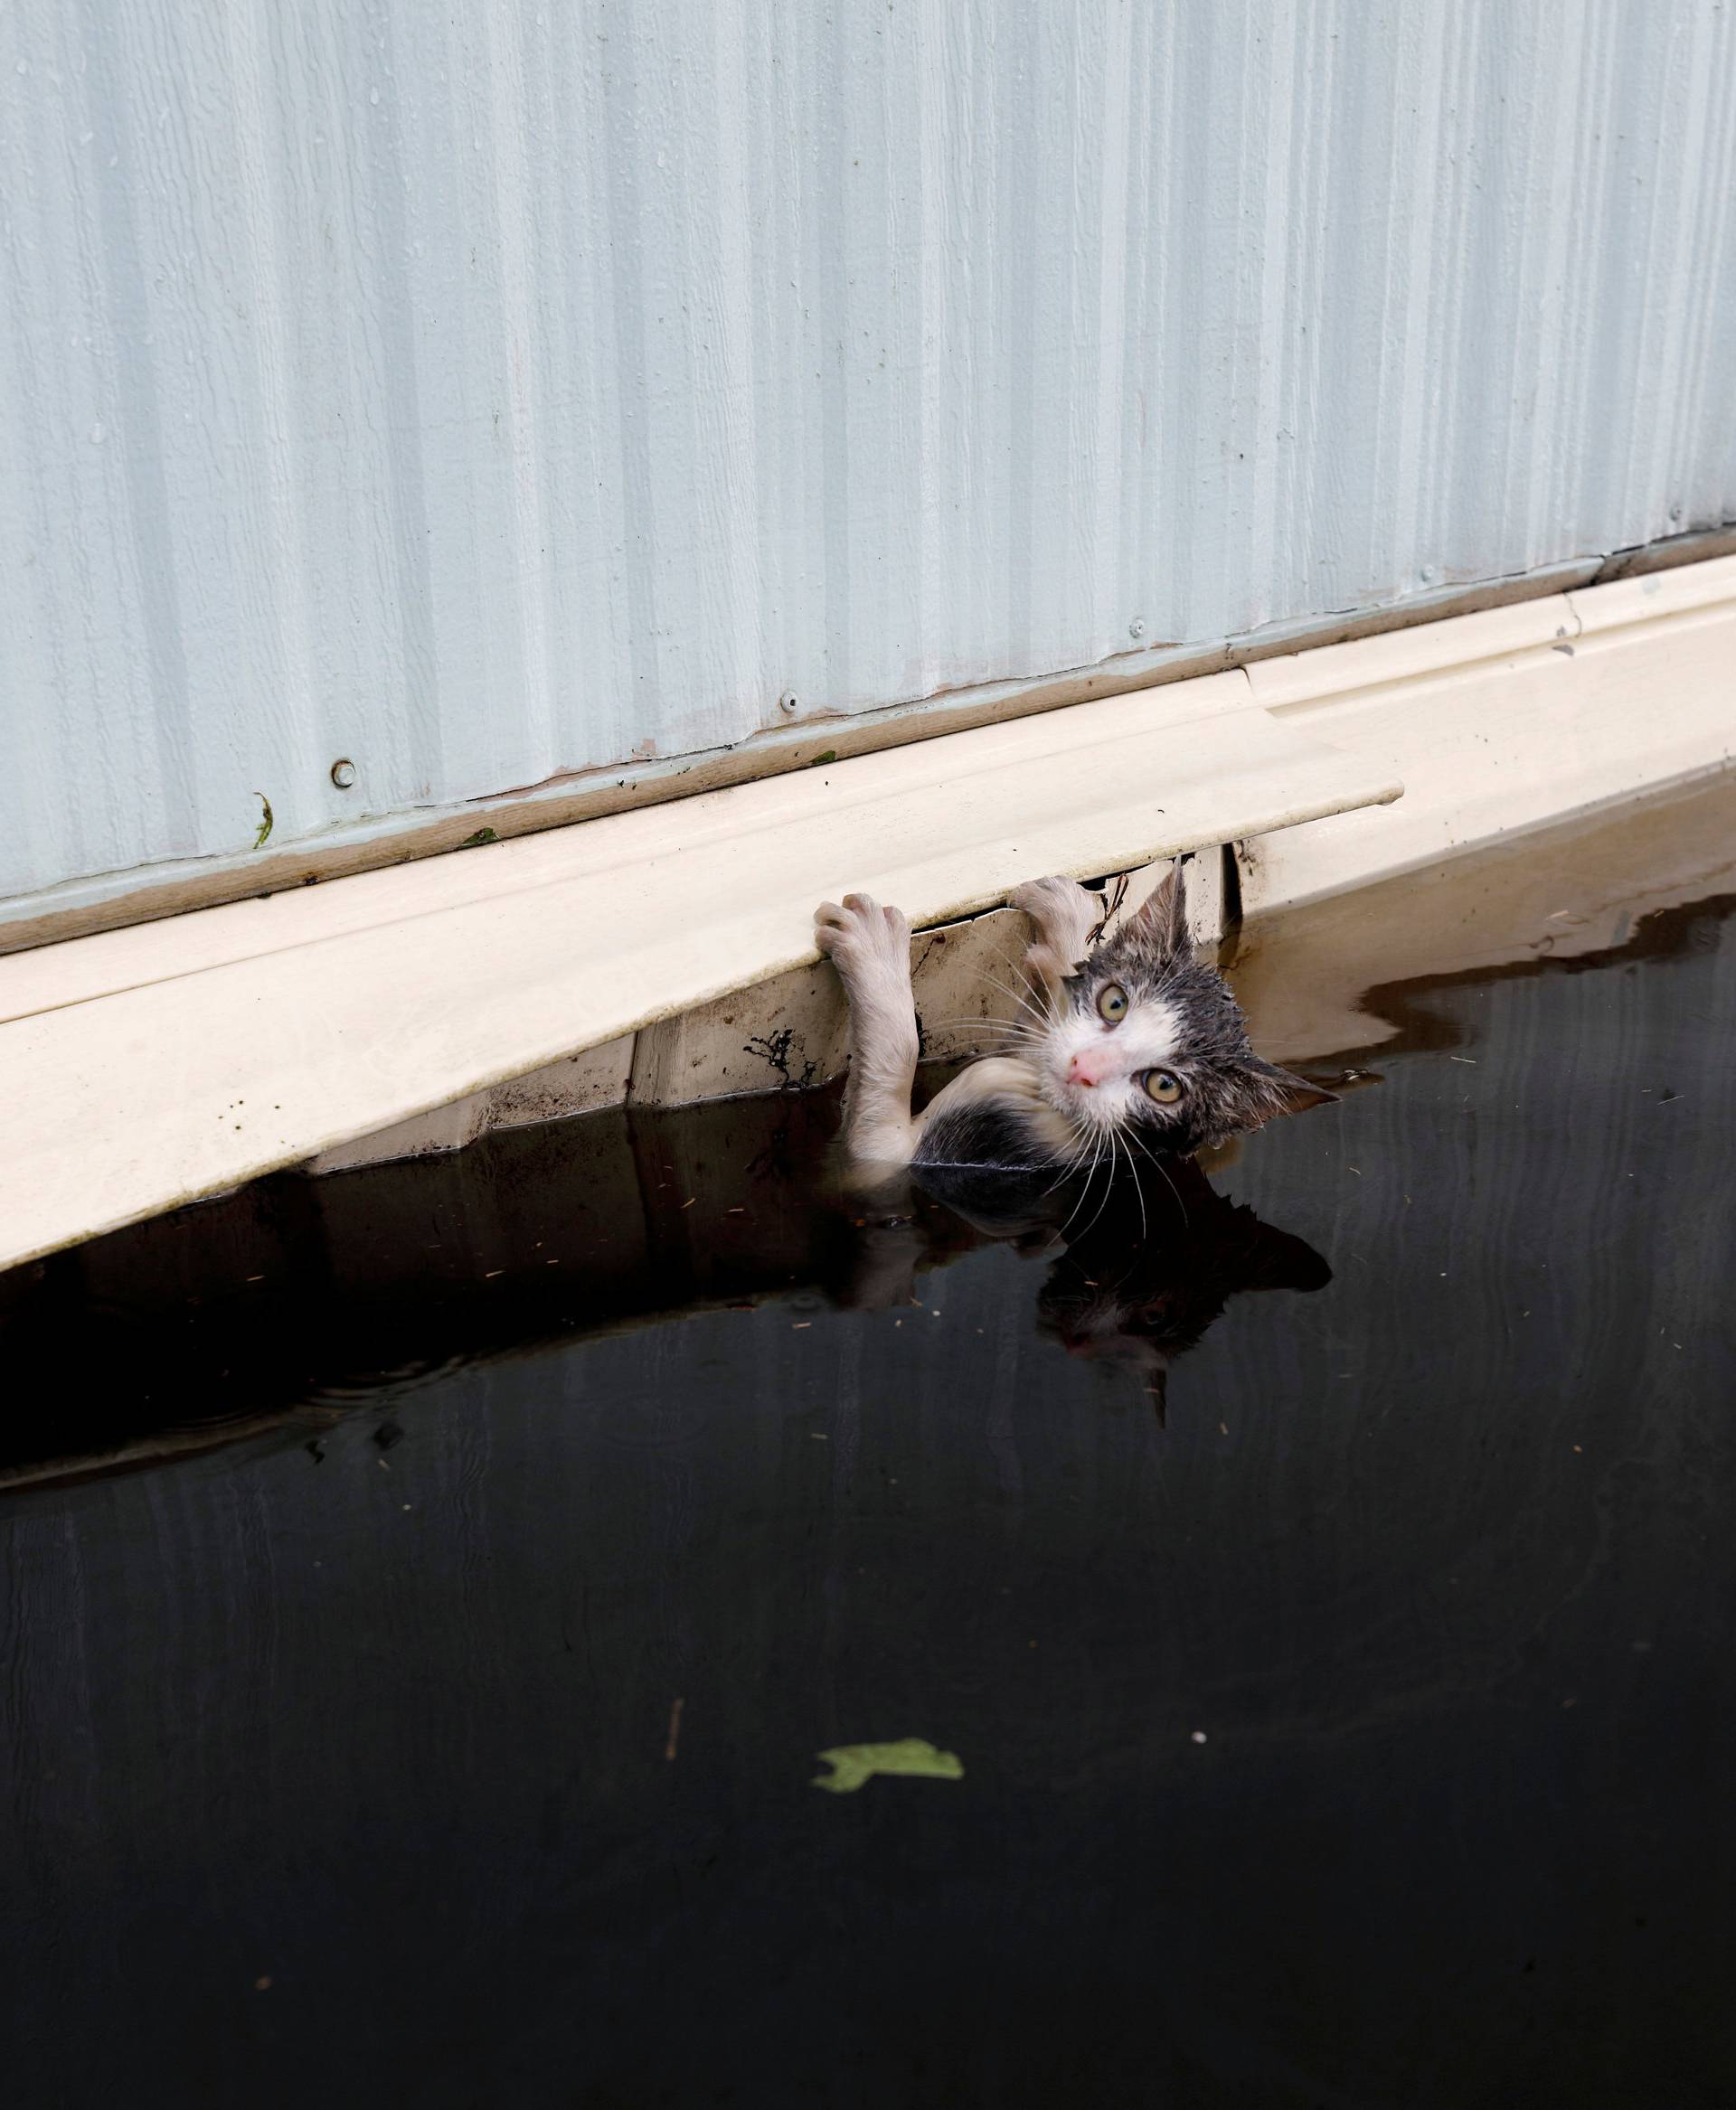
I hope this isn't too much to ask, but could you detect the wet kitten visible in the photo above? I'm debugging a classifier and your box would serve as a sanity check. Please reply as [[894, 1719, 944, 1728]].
[[814, 863, 1332, 1174]]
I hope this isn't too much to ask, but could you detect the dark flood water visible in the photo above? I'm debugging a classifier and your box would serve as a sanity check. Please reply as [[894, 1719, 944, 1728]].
[[4, 873, 1735, 2108]]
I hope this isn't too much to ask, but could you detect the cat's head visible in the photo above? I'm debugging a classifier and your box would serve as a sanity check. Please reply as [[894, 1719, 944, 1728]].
[[1038, 865, 1334, 1154]]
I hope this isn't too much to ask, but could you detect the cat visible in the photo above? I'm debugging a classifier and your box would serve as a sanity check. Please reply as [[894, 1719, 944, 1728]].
[[814, 862, 1333, 1175]]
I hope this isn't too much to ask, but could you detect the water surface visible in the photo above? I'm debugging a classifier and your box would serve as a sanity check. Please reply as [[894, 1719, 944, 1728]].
[[4, 817, 1735, 2107]]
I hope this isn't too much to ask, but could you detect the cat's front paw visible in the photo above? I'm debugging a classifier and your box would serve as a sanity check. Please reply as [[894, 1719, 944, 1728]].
[[814, 893, 911, 992], [1010, 874, 1099, 955]]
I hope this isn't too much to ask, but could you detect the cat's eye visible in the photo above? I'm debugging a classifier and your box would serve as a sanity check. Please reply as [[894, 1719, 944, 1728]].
[[1096, 983, 1128, 1023], [1143, 1069, 1184, 1106]]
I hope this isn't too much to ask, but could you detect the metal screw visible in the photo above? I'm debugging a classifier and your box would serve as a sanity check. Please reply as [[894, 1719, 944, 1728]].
[[1128, 619, 1146, 640], [778, 690, 800, 714], [330, 758, 356, 788]]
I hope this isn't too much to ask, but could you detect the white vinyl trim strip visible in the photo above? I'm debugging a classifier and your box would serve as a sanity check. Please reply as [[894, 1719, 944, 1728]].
[[0, 669, 1396, 1268], [5, 551, 1735, 1270], [1238, 556, 1736, 917]]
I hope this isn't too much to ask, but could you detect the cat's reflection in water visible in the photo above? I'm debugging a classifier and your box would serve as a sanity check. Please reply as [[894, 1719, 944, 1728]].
[[1031, 1158, 1330, 1420], [0, 1090, 1332, 1484], [833, 1149, 1331, 1422]]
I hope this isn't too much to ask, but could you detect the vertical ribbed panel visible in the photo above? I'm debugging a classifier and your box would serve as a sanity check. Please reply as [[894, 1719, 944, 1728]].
[[3, 0, 1734, 902]]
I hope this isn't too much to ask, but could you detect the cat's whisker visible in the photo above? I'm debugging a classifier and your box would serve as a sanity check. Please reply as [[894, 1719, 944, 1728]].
[[1033, 1113, 1099, 1204], [1071, 1135, 1121, 1244], [1122, 1131, 1147, 1240], [1118, 1130, 1148, 1243], [918, 1014, 1046, 1042], [1101, 1128, 1129, 1226], [917, 1017, 1050, 1065], [919, 991, 1049, 1029], [1053, 1144, 1096, 1233], [968, 970, 1055, 1034], [983, 949, 1050, 1003], [1058, 1127, 1115, 1238], [1127, 1132, 1190, 1229], [970, 962, 1057, 1016], [1033, 1153, 1084, 1206]]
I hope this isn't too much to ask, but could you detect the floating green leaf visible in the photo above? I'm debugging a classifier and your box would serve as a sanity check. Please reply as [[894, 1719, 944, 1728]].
[[811, 1738, 964, 1794]]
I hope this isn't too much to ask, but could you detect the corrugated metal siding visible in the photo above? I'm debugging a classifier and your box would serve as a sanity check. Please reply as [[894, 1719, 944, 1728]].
[[3, 0, 1734, 905]]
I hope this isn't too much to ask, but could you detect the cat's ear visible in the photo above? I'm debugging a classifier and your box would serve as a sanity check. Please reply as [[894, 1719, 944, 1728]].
[[1232, 1219, 1334, 1295], [1127, 862, 1191, 955], [1233, 1056, 1339, 1127]]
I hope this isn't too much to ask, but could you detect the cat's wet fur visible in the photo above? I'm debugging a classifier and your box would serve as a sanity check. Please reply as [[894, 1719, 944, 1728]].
[[816, 863, 1332, 1179], [915, 1097, 1059, 1177]]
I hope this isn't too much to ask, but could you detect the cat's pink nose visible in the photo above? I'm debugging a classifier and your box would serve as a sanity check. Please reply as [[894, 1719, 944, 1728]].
[[1067, 1050, 1109, 1088]]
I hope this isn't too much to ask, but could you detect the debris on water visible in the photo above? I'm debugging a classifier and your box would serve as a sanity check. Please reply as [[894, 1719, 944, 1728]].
[[1191, 1731, 1208, 1744], [665, 1697, 684, 1761], [811, 1738, 964, 1794]]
